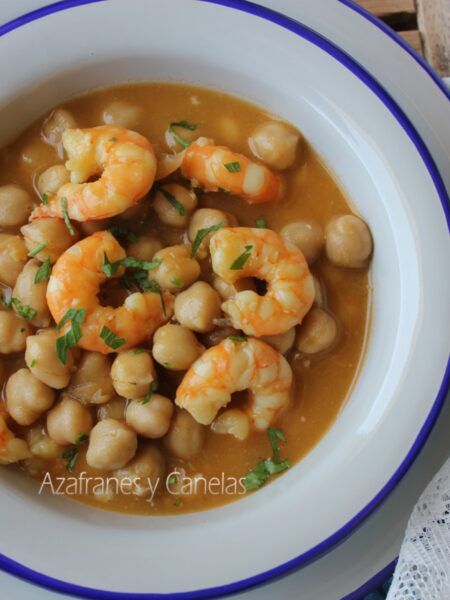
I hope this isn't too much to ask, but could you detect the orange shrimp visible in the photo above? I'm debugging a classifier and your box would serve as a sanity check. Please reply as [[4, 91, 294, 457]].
[[210, 227, 314, 336], [46, 231, 173, 354], [176, 337, 292, 431], [180, 137, 283, 204], [31, 126, 157, 221], [0, 415, 31, 464]]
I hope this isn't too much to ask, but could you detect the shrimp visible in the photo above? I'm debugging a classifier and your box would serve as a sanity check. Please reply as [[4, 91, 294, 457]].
[[210, 227, 315, 336], [176, 337, 292, 431], [31, 125, 157, 221], [46, 230, 174, 354], [0, 415, 31, 465], [180, 137, 283, 204]]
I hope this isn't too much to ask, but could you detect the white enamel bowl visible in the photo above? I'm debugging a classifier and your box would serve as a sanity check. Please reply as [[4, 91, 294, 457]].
[[0, 1, 449, 598]]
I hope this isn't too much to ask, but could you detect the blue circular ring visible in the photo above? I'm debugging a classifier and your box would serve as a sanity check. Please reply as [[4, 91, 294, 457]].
[[0, 1, 449, 598]]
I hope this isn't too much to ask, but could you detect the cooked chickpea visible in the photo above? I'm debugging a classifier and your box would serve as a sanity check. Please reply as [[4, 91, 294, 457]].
[[102, 100, 143, 129], [188, 209, 232, 259], [153, 184, 197, 228], [212, 409, 250, 441], [212, 275, 256, 300], [46, 398, 93, 445], [26, 426, 64, 459], [295, 308, 338, 354], [66, 352, 114, 405], [312, 275, 325, 308], [163, 409, 205, 459], [217, 115, 240, 146], [114, 443, 166, 497], [0, 234, 28, 286], [126, 235, 162, 261], [42, 109, 77, 146], [126, 395, 174, 438], [6, 368, 55, 426], [165, 123, 198, 151], [262, 328, 296, 354], [12, 259, 51, 328], [37, 165, 70, 196], [0, 310, 30, 354], [280, 220, 324, 264], [0, 185, 35, 228], [249, 121, 300, 170], [111, 350, 157, 399], [97, 397, 127, 421], [21, 218, 79, 263], [86, 419, 137, 471], [152, 324, 204, 370], [21, 140, 52, 170], [174, 282, 221, 333], [152, 244, 200, 292], [25, 330, 74, 389], [325, 215, 373, 268]]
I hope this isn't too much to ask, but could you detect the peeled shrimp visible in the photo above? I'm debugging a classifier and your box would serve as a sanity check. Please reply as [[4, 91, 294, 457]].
[[180, 137, 283, 204], [210, 227, 314, 336], [0, 415, 31, 464], [31, 126, 156, 221], [46, 231, 173, 354], [176, 337, 292, 431]]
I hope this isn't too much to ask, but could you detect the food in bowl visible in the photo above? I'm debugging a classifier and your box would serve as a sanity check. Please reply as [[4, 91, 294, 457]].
[[0, 83, 372, 514]]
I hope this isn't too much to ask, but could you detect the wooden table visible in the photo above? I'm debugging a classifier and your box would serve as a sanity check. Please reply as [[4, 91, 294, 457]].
[[356, 0, 450, 76]]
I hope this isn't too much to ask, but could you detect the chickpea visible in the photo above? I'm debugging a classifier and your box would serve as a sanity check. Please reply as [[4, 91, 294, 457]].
[[97, 397, 127, 421], [126, 395, 174, 438], [102, 101, 143, 129], [312, 275, 325, 308], [126, 235, 161, 262], [165, 123, 198, 151], [163, 409, 205, 459], [42, 109, 77, 146], [212, 409, 250, 441], [12, 259, 51, 328], [152, 244, 200, 292], [46, 398, 93, 445], [114, 443, 166, 498], [26, 426, 64, 459], [66, 352, 114, 405], [212, 275, 256, 300], [262, 328, 296, 354], [6, 368, 55, 426], [25, 330, 74, 389], [86, 419, 137, 471], [152, 324, 204, 370], [0, 310, 30, 354], [325, 215, 373, 268], [21, 140, 53, 170], [248, 121, 300, 170], [37, 165, 70, 196], [174, 282, 221, 333], [21, 218, 79, 263], [0, 185, 35, 228], [295, 308, 338, 354], [188, 209, 232, 259], [0, 234, 28, 286], [111, 350, 156, 399], [280, 220, 324, 264], [217, 115, 240, 146], [153, 184, 197, 228]]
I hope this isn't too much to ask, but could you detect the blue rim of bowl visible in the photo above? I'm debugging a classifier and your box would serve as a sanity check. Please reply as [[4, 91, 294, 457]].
[[0, 0, 449, 598]]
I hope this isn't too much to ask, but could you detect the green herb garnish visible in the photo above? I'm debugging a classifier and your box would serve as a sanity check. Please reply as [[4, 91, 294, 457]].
[[34, 258, 52, 283], [101, 252, 120, 278], [268, 427, 285, 463], [102, 253, 161, 278], [255, 218, 267, 229], [109, 136, 117, 142], [28, 243, 46, 258], [141, 380, 159, 405], [20, 327, 26, 333], [75, 434, 88, 444], [230, 245, 253, 270], [146, 279, 166, 317], [224, 161, 241, 173], [100, 326, 125, 350], [62, 447, 79, 473], [228, 335, 248, 343], [171, 277, 184, 287], [108, 224, 137, 244], [56, 308, 86, 365], [190, 221, 224, 257], [61, 197, 75, 236], [158, 187, 186, 217], [168, 120, 197, 149], [10, 298, 37, 321], [243, 427, 291, 491], [174, 498, 181, 507], [133, 348, 147, 355], [219, 187, 231, 194], [42, 192, 49, 206], [30, 359, 36, 368]]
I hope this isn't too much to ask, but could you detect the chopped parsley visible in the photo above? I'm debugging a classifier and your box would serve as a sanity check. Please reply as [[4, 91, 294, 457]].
[[62, 447, 79, 473], [170, 277, 184, 287], [42, 192, 49, 206], [190, 221, 224, 257], [75, 434, 88, 444], [219, 187, 231, 194], [100, 326, 125, 350], [55, 307, 86, 365], [30, 359, 37, 368], [268, 427, 285, 463], [158, 187, 186, 217], [174, 498, 181, 507], [141, 380, 159, 405], [230, 245, 253, 270], [133, 348, 147, 355], [255, 218, 267, 229], [27, 243, 46, 258], [243, 427, 291, 491], [10, 298, 37, 321], [109, 136, 117, 142], [34, 258, 52, 283], [61, 197, 75, 236], [107, 224, 137, 244], [102, 253, 161, 278], [167, 120, 197, 149], [224, 161, 241, 173], [228, 335, 248, 343]]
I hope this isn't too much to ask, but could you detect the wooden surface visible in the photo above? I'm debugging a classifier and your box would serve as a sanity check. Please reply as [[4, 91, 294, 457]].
[[356, 0, 450, 76]]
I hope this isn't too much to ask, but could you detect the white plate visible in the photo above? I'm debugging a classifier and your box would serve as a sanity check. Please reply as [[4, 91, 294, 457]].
[[0, 1, 449, 598]]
